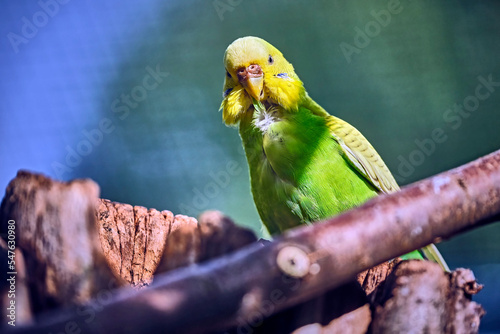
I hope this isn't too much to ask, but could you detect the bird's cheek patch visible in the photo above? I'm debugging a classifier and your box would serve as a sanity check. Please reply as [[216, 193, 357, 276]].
[[276, 73, 290, 80], [223, 88, 233, 98], [221, 85, 252, 125]]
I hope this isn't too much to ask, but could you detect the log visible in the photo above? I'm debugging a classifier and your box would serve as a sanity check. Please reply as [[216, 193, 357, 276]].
[[0, 171, 121, 319], [371, 261, 483, 333], [241, 260, 483, 334], [95, 201, 257, 286], [0, 171, 258, 326], [4, 149, 496, 333], [96, 198, 174, 287]]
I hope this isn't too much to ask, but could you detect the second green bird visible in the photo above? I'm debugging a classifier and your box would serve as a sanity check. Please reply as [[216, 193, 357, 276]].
[[220, 36, 448, 271]]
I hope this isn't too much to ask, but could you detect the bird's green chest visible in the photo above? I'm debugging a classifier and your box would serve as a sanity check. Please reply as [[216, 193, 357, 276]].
[[239, 107, 377, 234]]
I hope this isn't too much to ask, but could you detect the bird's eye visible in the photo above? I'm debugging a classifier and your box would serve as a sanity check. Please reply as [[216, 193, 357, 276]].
[[268, 55, 274, 64], [226, 70, 231, 78]]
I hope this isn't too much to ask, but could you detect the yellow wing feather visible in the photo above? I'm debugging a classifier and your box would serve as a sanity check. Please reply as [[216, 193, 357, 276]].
[[325, 115, 400, 194]]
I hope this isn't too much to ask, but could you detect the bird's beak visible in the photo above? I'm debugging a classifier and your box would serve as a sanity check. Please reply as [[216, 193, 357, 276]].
[[237, 64, 264, 101]]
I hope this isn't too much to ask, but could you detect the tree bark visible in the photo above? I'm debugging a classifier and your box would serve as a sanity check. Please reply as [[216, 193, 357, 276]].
[[95, 201, 258, 287], [96, 198, 174, 287], [371, 261, 483, 334], [0, 171, 120, 320], [0, 171, 257, 326]]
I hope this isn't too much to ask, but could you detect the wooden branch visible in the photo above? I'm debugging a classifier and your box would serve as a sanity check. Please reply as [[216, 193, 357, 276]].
[[95, 201, 257, 287], [371, 261, 483, 333], [0, 172, 258, 322], [96, 199, 174, 287], [6, 150, 497, 333], [238, 259, 483, 334], [158, 210, 257, 271]]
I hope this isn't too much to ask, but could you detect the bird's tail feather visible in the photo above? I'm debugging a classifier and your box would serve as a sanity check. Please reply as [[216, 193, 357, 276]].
[[399, 244, 450, 272], [420, 244, 450, 272]]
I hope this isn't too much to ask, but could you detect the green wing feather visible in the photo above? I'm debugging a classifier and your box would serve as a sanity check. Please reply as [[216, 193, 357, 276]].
[[304, 96, 450, 271]]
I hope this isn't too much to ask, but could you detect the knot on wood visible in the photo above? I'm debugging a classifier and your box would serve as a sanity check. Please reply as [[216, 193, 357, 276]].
[[276, 246, 313, 278]]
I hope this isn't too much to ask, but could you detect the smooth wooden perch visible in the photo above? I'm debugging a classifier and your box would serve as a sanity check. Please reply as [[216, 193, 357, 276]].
[[3, 149, 497, 333]]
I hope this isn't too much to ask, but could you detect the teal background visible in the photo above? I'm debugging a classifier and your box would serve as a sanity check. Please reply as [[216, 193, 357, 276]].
[[1, 1, 499, 331]]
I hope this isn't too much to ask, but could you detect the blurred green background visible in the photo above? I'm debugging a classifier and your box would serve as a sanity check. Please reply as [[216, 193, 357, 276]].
[[1, 0, 499, 331]]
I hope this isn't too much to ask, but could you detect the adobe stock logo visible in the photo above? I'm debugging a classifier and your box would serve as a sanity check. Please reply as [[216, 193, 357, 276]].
[[212, 0, 243, 21], [340, 0, 408, 63], [178, 160, 243, 217], [394, 74, 499, 183], [51, 64, 169, 179], [7, 0, 71, 54]]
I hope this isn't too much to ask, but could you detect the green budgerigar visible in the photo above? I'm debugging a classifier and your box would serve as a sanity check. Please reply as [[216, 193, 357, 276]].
[[220, 36, 448, 271]]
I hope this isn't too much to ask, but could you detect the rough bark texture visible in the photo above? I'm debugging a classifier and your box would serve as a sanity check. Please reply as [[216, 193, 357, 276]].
[[370, 261, 484, 334], [0, 238, 32, 326], [0, 171, 121, 318], [0, 171, 258, 326], [96, 199, 174, 287], [2, 147, 497, 333], [95, 202, 258, 286], [357, 259, 402, 297]]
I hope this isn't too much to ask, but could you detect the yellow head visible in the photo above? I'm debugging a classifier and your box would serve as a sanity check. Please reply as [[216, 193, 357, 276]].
[[221, 36, 305, 125]]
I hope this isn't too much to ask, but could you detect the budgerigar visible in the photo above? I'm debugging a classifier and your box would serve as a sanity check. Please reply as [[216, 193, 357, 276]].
[[220, 36, 448, 271]]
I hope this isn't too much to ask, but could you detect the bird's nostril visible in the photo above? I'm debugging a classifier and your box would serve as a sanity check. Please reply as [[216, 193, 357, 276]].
[[247, 64, 262, 75]]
